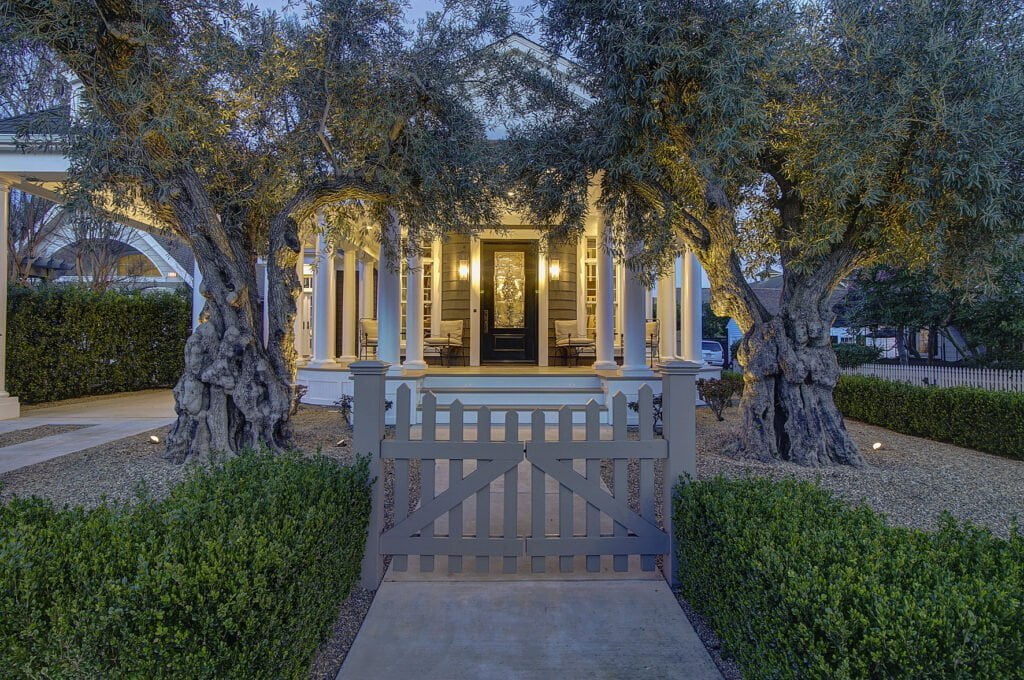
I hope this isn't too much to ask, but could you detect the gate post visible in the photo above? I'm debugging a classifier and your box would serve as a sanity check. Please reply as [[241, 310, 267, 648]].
[[351, 360, 389, 590], [658, 359, 701, 587]]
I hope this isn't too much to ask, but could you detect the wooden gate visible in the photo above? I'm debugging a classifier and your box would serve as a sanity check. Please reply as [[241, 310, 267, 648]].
[[351, 361, 700, 588]]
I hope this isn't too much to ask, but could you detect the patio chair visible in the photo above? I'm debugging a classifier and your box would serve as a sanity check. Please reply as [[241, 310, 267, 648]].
[[358, 318, 378, 360], [554, 319, 595, 367], [424, 319, 465, 366], [646, 319, 660, 367]]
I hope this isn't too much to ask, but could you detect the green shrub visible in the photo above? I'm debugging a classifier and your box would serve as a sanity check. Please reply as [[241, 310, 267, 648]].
[[0, 451, 371, 678], [697, 377, 741, 421], [833, 342, 883, 368], [674, 477, 1024, 679], [7, 285, 190, 403], [834, 375, 1024, 460]]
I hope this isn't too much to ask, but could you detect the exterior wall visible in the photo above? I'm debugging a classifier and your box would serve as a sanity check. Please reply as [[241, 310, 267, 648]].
[[441, 234, 471, 341], [546, 239, 579, 363]]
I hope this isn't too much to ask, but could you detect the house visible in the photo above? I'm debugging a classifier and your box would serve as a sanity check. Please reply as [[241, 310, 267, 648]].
[[0, 35, 718, 425]]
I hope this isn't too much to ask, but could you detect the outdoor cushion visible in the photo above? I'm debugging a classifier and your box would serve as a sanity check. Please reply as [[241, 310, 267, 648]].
[[360, 319, 378, 342], [426, 319, 463, 346], [646, 320, 659, 343]]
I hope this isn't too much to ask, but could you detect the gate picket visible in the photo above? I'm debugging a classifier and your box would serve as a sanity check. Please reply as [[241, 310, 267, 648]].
[[585, 400, 602, 573], [611, 392, 629, 572], [503, 412, 519, 574], [449, 400, 464, 573], [531, 410, 546, 574], [558, 406, 574, 573], [420, 392, 436, 572], [475, 407, 492, 573]]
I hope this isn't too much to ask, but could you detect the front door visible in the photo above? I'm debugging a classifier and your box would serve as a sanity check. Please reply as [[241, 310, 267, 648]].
[[480, 241, 538, 363]]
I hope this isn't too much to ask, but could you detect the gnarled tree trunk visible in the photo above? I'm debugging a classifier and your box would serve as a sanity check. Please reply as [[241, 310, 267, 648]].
[[733, 313, 862, 467], [163, 180, 300, 464]]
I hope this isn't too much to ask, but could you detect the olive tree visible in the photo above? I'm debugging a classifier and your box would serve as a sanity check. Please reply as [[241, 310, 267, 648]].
[[514, 0, 1024, 465], [1, 0, 518, 462]]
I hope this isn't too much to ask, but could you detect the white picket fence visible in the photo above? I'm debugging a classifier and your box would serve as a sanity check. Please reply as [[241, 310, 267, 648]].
[[842, 363, 1024, 392]]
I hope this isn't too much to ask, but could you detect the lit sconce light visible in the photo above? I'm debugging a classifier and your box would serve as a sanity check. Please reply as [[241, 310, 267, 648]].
[[302, 264, 314, 276], [549, 259, 561, 281], [458, 259, 470, 281], [167, 271, 177, 278]]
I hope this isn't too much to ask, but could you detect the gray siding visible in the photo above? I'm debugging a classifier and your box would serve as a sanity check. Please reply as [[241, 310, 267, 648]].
[[441, 234, 471, 339], [546, 239, 579, 363]]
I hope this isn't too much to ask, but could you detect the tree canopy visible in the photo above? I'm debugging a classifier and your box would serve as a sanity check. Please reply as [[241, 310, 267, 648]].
[[509, 0, 1024, 465], [1, 0, 526, 461]]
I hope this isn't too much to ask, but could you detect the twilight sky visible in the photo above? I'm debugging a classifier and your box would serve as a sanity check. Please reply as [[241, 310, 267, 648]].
[[248, 0, 536, 28]]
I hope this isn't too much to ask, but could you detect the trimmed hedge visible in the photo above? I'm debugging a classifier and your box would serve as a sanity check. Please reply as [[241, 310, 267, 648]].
[[7, 285, 190, 403], [675, 477, 1024, 679], [0, 451, 371, 678], [834, 374, 1024, 460]]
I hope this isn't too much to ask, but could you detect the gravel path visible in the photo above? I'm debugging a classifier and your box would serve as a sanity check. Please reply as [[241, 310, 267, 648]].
[[0, 424, 87, 449]]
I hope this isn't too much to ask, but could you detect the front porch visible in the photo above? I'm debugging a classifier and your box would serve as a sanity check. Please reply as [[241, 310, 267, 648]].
[[272, 212, 714, 422], [297, 363, 721, 424]]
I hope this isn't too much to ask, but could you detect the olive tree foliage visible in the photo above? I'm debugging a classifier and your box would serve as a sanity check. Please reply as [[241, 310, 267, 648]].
[[1, 0, 522, 462], [511, 0, 1024, 466]]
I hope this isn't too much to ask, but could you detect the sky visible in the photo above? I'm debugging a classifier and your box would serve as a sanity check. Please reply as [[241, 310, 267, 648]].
[[249, 0, 536, 28]]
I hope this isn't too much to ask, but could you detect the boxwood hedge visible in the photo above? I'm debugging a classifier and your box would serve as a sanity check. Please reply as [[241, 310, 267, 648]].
[[674, 477, 1024, 679], [0, 451, 371, 678], [7, 285, 190, 403], [834, 374, 1024, 460]]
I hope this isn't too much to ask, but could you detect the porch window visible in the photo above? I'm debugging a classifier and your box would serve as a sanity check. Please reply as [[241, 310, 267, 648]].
[[400, 258, 433, 341], [584, 237, 619, 339]]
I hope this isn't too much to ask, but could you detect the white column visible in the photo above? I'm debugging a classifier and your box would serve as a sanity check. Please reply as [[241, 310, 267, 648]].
[[403, 247, 426, 370], [621, 262, 651, 376], [191, 258, 204, 330], [377, 210, 401, 367], [593, 215, 617, 370], [0, 182, 19, 418], [682, 250, 703, 363], [361, 258, 376, 319], [293, 251, 306, 360], [308, 233, 337, 367], [658, 263, 677, 363], [339, 249, 358, 364]]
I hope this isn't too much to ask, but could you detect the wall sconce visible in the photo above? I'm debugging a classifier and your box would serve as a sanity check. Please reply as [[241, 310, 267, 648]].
[[302, 264, 314, 276], [458, 259, 470, 281], [548, 259, 561, 282]]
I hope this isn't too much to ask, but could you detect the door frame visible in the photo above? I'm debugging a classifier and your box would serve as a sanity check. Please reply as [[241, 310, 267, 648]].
[[479, 240, 539, 364], [470, 230, 549, 367]]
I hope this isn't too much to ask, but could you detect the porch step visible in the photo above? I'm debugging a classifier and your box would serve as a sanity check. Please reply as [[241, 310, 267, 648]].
[[423, 386, 602, 394], [428, 403, 607, 411], [420, 374, 602, 390]]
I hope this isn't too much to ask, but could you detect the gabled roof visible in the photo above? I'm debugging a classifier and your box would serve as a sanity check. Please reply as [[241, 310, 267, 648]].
[[0, 106, 70, 136]]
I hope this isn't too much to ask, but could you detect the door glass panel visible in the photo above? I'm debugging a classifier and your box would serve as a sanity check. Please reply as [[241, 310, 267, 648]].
[[493, 251, 525, 328]]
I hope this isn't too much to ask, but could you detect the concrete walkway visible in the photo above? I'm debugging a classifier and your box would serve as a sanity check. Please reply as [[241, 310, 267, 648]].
[[0, 390, 175, 474], [339, 454, 723, 678], [338, 578, 722, 679]]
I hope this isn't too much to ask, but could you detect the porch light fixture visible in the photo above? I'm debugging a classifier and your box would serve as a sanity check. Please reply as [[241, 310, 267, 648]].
[[167, 271, 177, 278], [458, 259, 470, 280], [303, 263, 314, 276], [548, 259, 561, 281]]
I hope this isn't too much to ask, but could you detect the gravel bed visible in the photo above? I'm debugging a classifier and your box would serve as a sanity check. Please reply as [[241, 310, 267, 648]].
[[307, 587, 375, 679], [0, 425, 180, 507], [697, 407, 1024, 538], [0, 424, 88, 448]]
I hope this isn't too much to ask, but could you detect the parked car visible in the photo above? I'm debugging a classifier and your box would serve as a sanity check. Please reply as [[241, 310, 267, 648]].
[[702, 340, 725, 366]]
